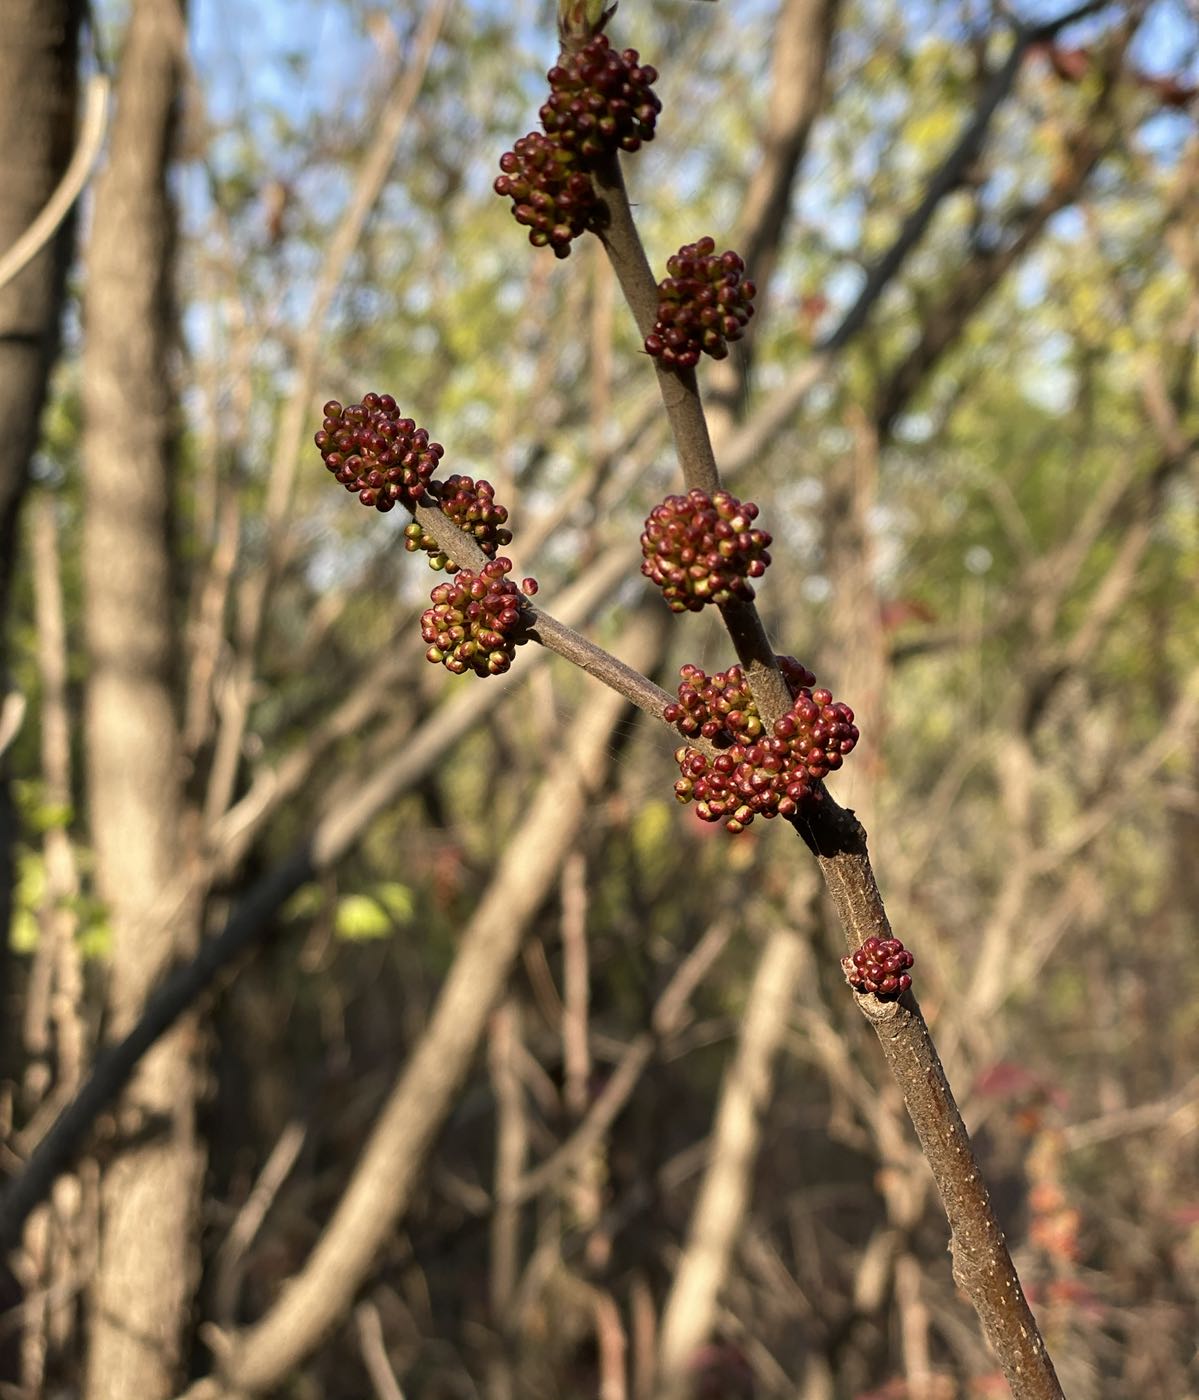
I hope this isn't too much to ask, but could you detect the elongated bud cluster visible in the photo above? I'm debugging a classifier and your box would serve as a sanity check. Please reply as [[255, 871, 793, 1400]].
[[403, 475, 513, 573], [420, 558, 539, 678], [842, 936, 914, 999], [644, 238, 755, 368], [496, 35, 660, 258], [315, 395, 443, 512], [317, 397, 540, 682], [640, 489, 771, 612], [665, 661, 858, 832]]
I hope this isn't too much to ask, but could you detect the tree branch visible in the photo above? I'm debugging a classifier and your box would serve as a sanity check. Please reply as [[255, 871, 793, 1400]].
[[594, 131, 1068, 1400]]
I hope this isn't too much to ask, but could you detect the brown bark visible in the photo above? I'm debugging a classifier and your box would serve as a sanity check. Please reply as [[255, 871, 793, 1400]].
[[80, 2, 200, 1397], [0, 0, 82, 1050]]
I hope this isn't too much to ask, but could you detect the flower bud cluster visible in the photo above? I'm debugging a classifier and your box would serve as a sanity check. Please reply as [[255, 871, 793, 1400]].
[[420, 558, 539, 678], [665, 661, 859, 833], [496, 35, 660, 258], [640, 490, 771, 612], [494, 133, 602, 259], [403, 475, 513, 573], [842, 936, 914, 999], [644, 238, 756, 368], [313, 394, 445, 515], [317, 397, 542, 681], [664, 658, 816, 741], [315, 395, 444, 512], [541, 35, 661, 160]]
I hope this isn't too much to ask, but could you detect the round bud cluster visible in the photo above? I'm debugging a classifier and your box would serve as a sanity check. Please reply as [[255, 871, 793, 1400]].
[[540, 35, 661, 161], [665, 661, 859, 833], [315, 395, 444, 512], [644, 238, 756, 368], [420, 558, 538, 678], [640, 490, 771, 612], [841, 936, 914, 999], [403, 475, 514, 573], [496, 36, 660, 258], [494, 133, 602, 259]]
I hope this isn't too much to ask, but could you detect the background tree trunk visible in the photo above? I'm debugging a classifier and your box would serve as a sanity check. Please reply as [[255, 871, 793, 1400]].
[[0, 0, 82, 1058], [80, 2, 200, 1396]]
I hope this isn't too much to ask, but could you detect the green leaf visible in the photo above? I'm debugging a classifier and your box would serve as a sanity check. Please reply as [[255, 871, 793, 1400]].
[[15, 849, 46, 913], [334, 893, 393, 942], [282, 883, 324, 922], [11, 907, 39, 954], [374, 882, 415, 924]]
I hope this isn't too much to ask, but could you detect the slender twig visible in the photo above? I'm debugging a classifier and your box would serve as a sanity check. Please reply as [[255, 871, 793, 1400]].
[[591, 156, 720, 493], [796, 794, 1064, 1398], [821, 0, 1110, 353], [589, 161, 792, 722], [411, 497, 676, 720], [0, 74, 110, 295], [354, 1301, 407, 1400], [506, 918, 732, 1206], [212, 1121, 307, 1329], [523, 606, 673, 720]]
